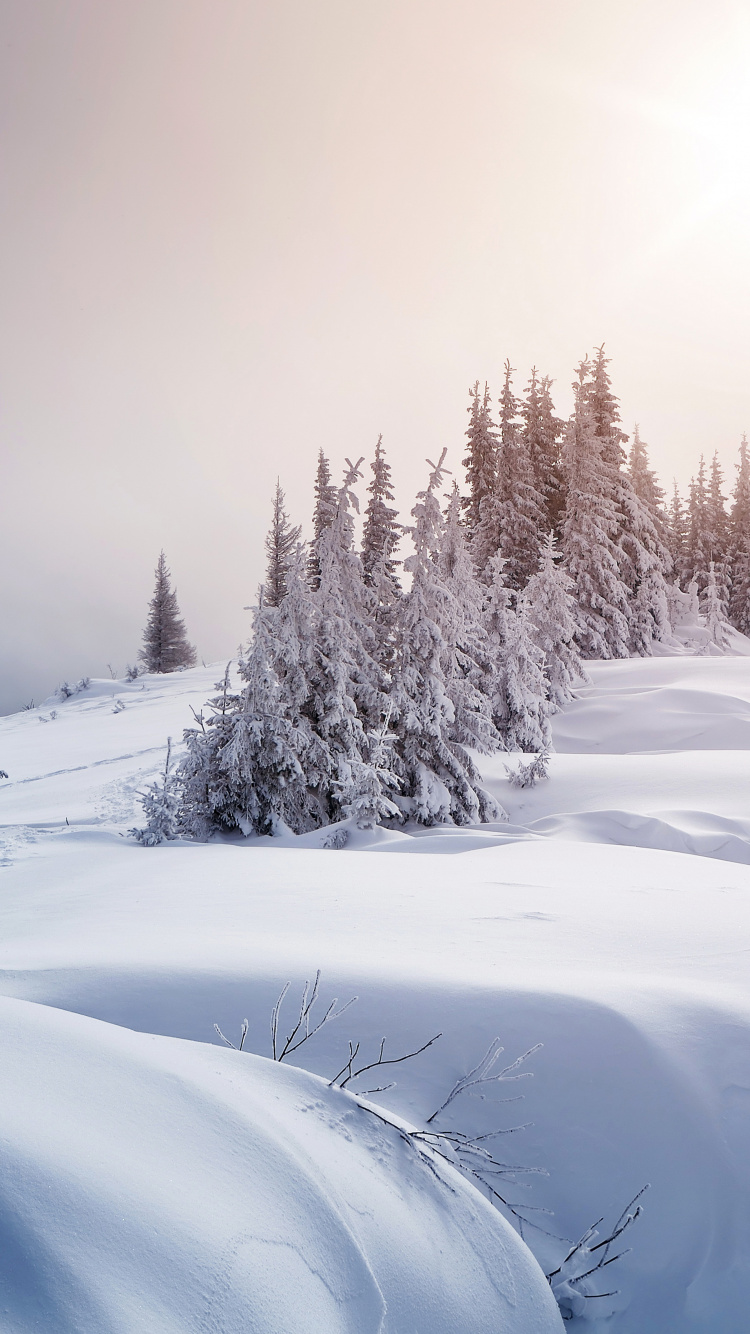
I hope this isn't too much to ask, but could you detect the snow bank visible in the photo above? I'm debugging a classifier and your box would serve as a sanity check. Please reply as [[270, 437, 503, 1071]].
[[0, 996, 561, 1333]]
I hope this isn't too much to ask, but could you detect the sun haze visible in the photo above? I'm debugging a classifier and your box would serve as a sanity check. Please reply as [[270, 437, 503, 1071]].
[[2, 0, 749, 712]]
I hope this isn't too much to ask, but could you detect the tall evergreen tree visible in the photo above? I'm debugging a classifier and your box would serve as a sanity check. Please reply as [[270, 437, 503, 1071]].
[[561, 361, 632, 659], [139, 552, 197, 673], [523, 533, 589, 708], [481, 553, 551, 750], [685, 457, 711, 591], [667, 481, 688, 586], [628, 426, 666, 523], [390, 451, 501, 825], [729, 435, 750, 634], [521, 369, 565, 535], [702, 561, 731, 650], [362, 435, 401, 594], [307, 449, 338, 590], [493, 361, 547, 591], [462, 382, 497, 536], [264, 480, 302, 607], [707, 452, 731, 606]]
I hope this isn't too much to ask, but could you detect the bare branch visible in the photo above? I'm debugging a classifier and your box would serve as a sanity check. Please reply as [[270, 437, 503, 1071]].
[[427, 1040, 541, 1123]]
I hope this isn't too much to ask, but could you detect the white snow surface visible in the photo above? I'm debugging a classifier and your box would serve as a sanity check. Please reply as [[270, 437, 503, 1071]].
[[2, 659, 750, 1330]]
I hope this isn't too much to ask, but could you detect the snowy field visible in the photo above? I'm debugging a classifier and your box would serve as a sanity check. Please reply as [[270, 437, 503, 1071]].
[[2, 659, 750, 1331]]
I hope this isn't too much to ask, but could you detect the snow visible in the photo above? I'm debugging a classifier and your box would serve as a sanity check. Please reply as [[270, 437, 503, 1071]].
[[3, 656, 750, 1329]]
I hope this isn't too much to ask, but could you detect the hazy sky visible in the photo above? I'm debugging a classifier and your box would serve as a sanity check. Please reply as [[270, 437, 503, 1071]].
[[3, 0, 750, 713]]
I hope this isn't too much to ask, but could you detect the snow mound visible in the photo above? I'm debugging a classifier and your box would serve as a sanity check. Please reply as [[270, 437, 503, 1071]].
[[0, 996, 562, 1334], [553, 657, 750, 752]]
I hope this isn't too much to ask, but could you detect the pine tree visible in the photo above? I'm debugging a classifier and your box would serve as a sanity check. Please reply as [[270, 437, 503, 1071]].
[[561, 361, 632, 659], [362, 435, 401, 598], [307, 449, 338, 590], [729, 435, 750, 634], [264, 481, 301, 607], [390, 451, 501, 825], [131, 739, 183, 845], [702, 561, 731, 650], [482, 553, 551, 751], [685, 457, 711, 590], [667, 481, 688, 586], [494, 361, 547, 591], [523, 533, 589, 708], [628, 426, 666, 524], [462, 382, 497, 537], [521, 369, 565, 535], [139, 552, 197, 673], [707, 452, 731, 607]]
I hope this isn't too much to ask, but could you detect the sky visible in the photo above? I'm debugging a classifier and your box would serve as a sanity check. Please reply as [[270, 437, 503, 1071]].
[[2, 0, 750, 713]]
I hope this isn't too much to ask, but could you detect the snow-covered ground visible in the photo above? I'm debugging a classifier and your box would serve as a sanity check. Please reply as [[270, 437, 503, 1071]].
[[2, 660, 750, 1330]]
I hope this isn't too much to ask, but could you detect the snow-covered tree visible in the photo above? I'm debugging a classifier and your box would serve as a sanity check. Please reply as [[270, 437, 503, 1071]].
[[390, 451, 501, 825], [494, 362, 547, 591], [307, 449, 338, 590], [521, 369, 565, 535], [707, 452, 731, 607], [361, 435, 402, 662], [264, 480, 301, 607], [685, 457, 711, 591], [667, 481, 688, 586], [483, 553, 551, 751], [729, 435, 750, 634], [131, 739, 182, 845], [523, 533, 589, 708], [462, 382, 497, 537], [561, 362, 632, 658], [139, 552, 197, 673], [628, 426, 667, 529], [702, 561, 732, 650]]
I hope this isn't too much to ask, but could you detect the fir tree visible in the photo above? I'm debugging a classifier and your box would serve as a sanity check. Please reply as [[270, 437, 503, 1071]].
[[729, 435, 750, 634], [685, 457, 711, 590], [362, 435, 401, 600], [495, 361, 547, 591], [307, 449, 338, 590], [523, 533, 589, 708], [521, 369, 565, 535], [390, 451, 501, 825], [707, 452, 731, 607], [462, 382, 497, 536], [561, 361, 632, 659], [702, 561, 731, 650], [131, 739, 183, 845], [667, 481, 688, 586], [264, 480, 301, 607], [628, 426, 666, 524], [139, 552, 197, 673], [482, 553, 551, 751]]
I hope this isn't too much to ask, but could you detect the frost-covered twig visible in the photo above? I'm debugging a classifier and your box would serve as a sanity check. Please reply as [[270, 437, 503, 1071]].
[[426, 1037, 541, 1123], [505, 747, 551, 789], [214, 1018, 249, 1051], [546, 1186, 650, 1321], [329, 1032, 442, 1090], [271, 970, 358, 1062]]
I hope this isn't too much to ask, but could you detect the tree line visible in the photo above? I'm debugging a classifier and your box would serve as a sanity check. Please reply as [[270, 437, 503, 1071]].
[[135, 346, 750, 840]]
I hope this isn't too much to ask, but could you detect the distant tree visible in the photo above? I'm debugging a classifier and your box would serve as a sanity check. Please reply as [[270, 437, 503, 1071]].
[[462, 382, 497, 537], [707, 452, 731, 607], [139, 552, 197, 673], [264, 480, 301, 607], [628, 426, 666, 526], [685, 457, 711, 591], [729, 435, 750, 634], [307, 449, 338, 590]]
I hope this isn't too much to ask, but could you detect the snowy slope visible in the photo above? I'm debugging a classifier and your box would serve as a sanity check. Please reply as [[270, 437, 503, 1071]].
[[0, 996, 561, 1334], [2, 659, 750, 1330]]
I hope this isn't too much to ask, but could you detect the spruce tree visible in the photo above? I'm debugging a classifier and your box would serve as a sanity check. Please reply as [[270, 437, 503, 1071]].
[[482, 553, 551, 751], [729, 435, 750, 634], [362, 435, 401, 597], [462, 381, 497, 537], [561, 361, 632, 659], [707, 452, 731, 607], [494, 361, 547, 591], [307, 449, 338, 590], [628, 426, 666, 524], [667, 481, 688, 586], [702, 561, 731, 650], [523, 533, 589, 708], [685, 457, 711, 590], [139, 552, 197, 673], [264, 480, 301, 607], [521, 369, 565, 535], [390, 451, 501, 825]]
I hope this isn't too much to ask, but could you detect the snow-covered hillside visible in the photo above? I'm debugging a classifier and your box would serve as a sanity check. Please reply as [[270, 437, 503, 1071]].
[[2, 660, 750, 1330]]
